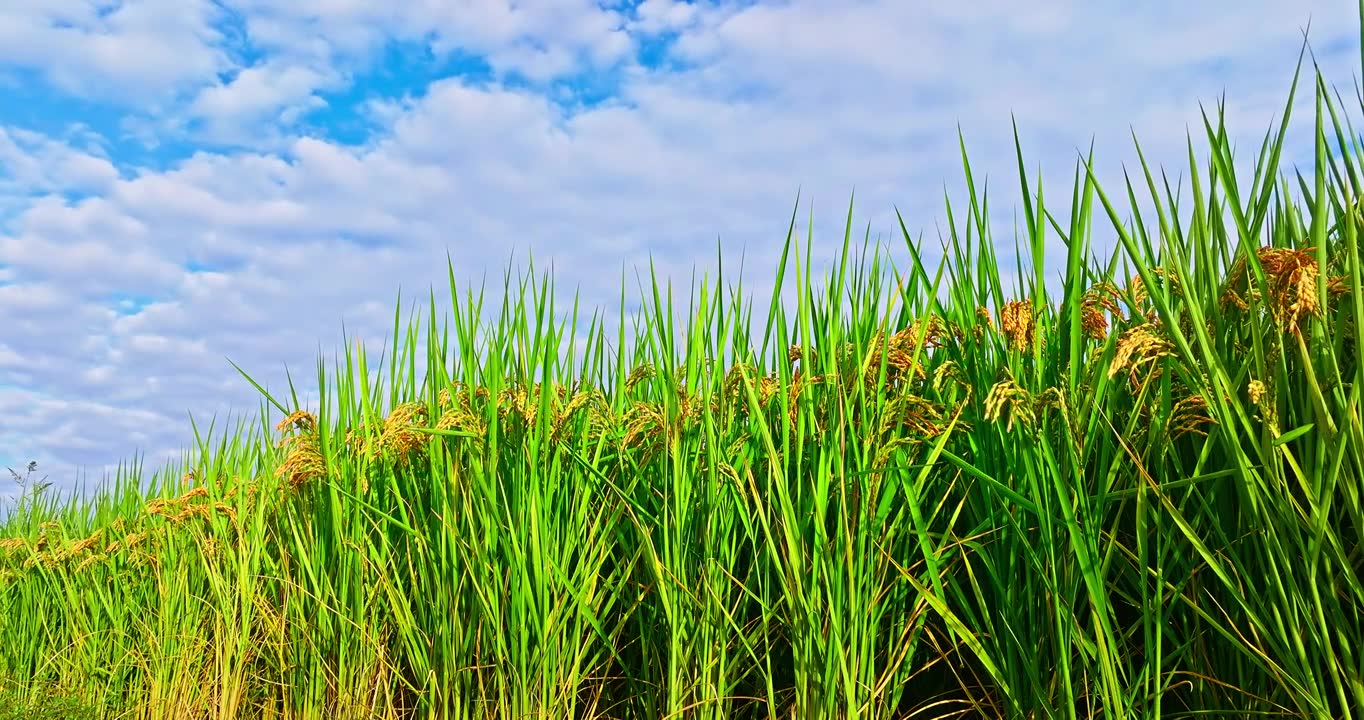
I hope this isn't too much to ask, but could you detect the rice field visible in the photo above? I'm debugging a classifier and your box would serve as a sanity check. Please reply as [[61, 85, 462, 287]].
[[2, 20, 1362, 720]]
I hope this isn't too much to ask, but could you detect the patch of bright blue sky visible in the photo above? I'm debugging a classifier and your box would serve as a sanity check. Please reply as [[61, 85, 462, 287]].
[[183, 253, 248, 276], [184, 259, 221, 274], [304, 38, 497, 146], [310, 25, 693, 137], [0, 67, 212, 170], [107, 292, 157, 317]]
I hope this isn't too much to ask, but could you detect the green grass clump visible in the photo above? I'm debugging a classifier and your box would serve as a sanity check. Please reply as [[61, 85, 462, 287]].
[[2, 16, 1362, 720]]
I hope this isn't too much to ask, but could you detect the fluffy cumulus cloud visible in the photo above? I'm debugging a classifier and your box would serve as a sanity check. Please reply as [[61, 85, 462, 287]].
[[0, 0, 231, 101], [0, 0, 1359, 504]]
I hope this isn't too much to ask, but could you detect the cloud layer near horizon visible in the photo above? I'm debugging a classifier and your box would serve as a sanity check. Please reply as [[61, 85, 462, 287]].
[[0, 0, 1359, 502]]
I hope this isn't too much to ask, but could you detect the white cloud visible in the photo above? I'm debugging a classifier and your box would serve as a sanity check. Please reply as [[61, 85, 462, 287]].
[[0, 128, 120, 195], [187, 60, 339, 139], [0, 0, 230, 102], [632, 0, 701, 34]]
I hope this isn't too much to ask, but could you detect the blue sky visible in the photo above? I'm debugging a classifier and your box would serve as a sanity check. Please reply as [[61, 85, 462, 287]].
[[0, 0, 1360, 504]]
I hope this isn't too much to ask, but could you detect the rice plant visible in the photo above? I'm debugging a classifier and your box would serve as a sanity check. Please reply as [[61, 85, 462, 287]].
[[1, 11, 1361, 720]]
